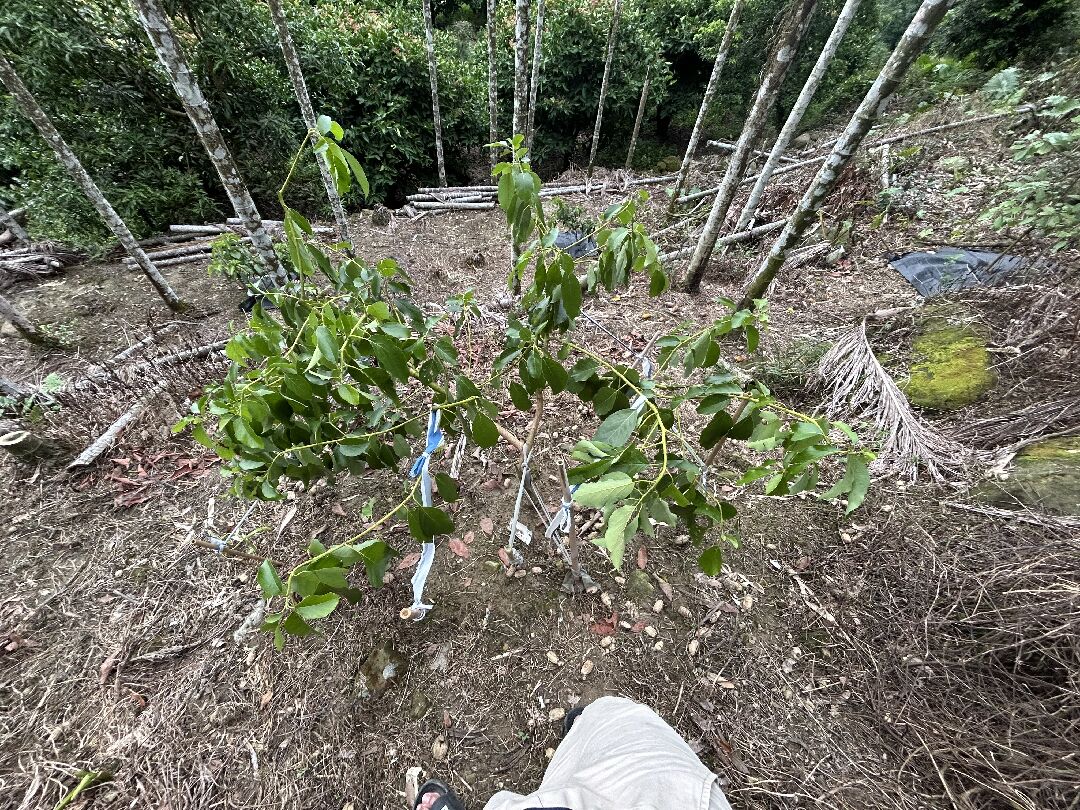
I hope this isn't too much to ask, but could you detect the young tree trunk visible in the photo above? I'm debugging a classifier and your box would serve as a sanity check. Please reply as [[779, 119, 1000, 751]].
[[422, 0, 447, 187], [586, 0, 623, 180], [512, 0, 531, 139], [0, 290, 56, 346], [665, 0, 748, 219], [625, 64, 652, 170], [0, 55, 186, 312], [741, 0, 954, 305], [734, 0, 863, 232], [133, 0, 282, 277], [525, 0, 546, 155], [681, 0, 819, 293], [0, 202, 29, 246], [487, 0, 499, 168], [266, 0, 352, 247]]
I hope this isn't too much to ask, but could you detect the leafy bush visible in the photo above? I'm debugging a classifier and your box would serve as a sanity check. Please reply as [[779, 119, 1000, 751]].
[[177, 129, 873, 646], [982, 92, 1080, 249]]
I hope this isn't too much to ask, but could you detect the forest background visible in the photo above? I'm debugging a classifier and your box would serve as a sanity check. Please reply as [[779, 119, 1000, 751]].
[[0, 0, 1076, 250]]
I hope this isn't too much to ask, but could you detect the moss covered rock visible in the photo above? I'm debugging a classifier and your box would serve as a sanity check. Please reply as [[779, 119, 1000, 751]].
[[1000, 438, 1080, 515], [904, 320, 994, 410]]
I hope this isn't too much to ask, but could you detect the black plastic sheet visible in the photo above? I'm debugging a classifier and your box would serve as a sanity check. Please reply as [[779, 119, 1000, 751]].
[[888, 247, 1027, 297]]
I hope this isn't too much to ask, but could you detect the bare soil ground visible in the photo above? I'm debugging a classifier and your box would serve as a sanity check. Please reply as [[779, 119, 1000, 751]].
[[1, 105, 1078, 810]]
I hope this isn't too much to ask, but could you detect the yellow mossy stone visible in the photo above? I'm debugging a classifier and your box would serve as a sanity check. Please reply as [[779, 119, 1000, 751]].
[[903, 320, 994, 410]]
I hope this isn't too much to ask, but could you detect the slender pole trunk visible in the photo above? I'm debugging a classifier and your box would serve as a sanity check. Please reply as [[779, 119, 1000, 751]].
[[0, 291, 56, 346], [625, 64, 652, 170], [681, 0, 819, 293], [0, 55, 186, 312], [487, 0, 499, 168], [734, 0, 863, 232], [512, 0, 531, 139], [666, 0, 747, 219], [133, 0, 282, 278], [422, 0, 447, 187], [0, 202, 29, 246], [587, 0, 623, 180], [266, 0, 352, 247], [741, 0, 955, 305], [525, 0, 546, 155]]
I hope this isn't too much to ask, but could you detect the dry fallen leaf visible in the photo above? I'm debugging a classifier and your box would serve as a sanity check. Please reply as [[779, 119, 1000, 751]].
[[331, 502, 346, 517], [448, 538, 470, 559], [99, 645, 122, 685], [497, 548, 511, 568], [462, 530, 475, 545], [479, 517, 494, 535], [260, 690, 273, 709], [636, 545, 648, 570], [658, 580, 675, 601], [397, 552, 422, 571], [443, 709, 452, 728], [590, 611, 619, 636]]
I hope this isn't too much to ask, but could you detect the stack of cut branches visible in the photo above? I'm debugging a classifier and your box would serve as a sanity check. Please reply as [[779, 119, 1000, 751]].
[[0, 243, 84, 289], [121, 218, 334, 270], [400, 174, 676, 217]]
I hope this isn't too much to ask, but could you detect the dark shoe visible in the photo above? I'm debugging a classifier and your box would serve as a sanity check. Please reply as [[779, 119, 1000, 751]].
[[414, 779, 465, 810]]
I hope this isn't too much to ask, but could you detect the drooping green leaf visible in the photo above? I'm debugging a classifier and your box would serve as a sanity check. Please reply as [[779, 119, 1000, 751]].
[[435, 472, 460, 502], [471, 412, 499, 448], [508, 382, 531, 411], [408, 506, 455, 541], [573, 472, 635, 508], [295, 593, 340, 621], [594, 408, 638, 447], [371, 336, 409, 383], [700, 411, 734, 449], [257, 560, 283, 598], [698, 546, 723, 576], [597, 504, 635, 568]]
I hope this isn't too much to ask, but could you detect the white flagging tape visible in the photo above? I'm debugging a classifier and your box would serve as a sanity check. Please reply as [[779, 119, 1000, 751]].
[[506, 444, 533, 564], [545, 485, 580, 540], [406, 409, 443, 620], [630, 357, 653, 414]]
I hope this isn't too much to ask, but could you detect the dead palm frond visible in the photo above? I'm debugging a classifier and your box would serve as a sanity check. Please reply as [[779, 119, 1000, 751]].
[[818, 308, 974, 482]]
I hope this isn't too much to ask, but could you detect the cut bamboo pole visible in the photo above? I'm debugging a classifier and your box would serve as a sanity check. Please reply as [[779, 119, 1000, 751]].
[[133, 0, 283, 278], [0, 55, 186, 312], [525, 0, 546, 155], [586, 0, 622, 180], [512, 0, 531, 138], [0, 202, 29, 246], [267, 0, 352, 248], [666, 0, 747, 219], [741, 0, 955, 305], [487, 0, 499, 168], [422, 0, 447, 187], [734, 0, 863, 232], [682, 0, 820, 293], [625, 64, 652, 170], [0, 291, 57, 346]]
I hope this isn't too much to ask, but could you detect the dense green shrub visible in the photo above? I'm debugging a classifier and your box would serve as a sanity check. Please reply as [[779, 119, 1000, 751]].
[[938, 0, 1079, 70]]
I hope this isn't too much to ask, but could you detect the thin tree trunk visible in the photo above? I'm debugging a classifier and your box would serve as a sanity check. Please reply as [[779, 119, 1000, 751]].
[[266, 0, 352, 247], [0, 55, 186, 312], [625, 64, 652, 170], [422, 0, 447, 187], [734, 0, 863, 233], [487, 0, 499, 168], [0, 202, 29, 246], [681, 0, 819, 293], [0, 291, 56, 346], [741, 0, 955, 305], [525, 0, 546, 155], [133, 0, 282, 277], [512, 0, 531, 139], [666, 0, 747, 219], [587, 0, 623, 180]]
